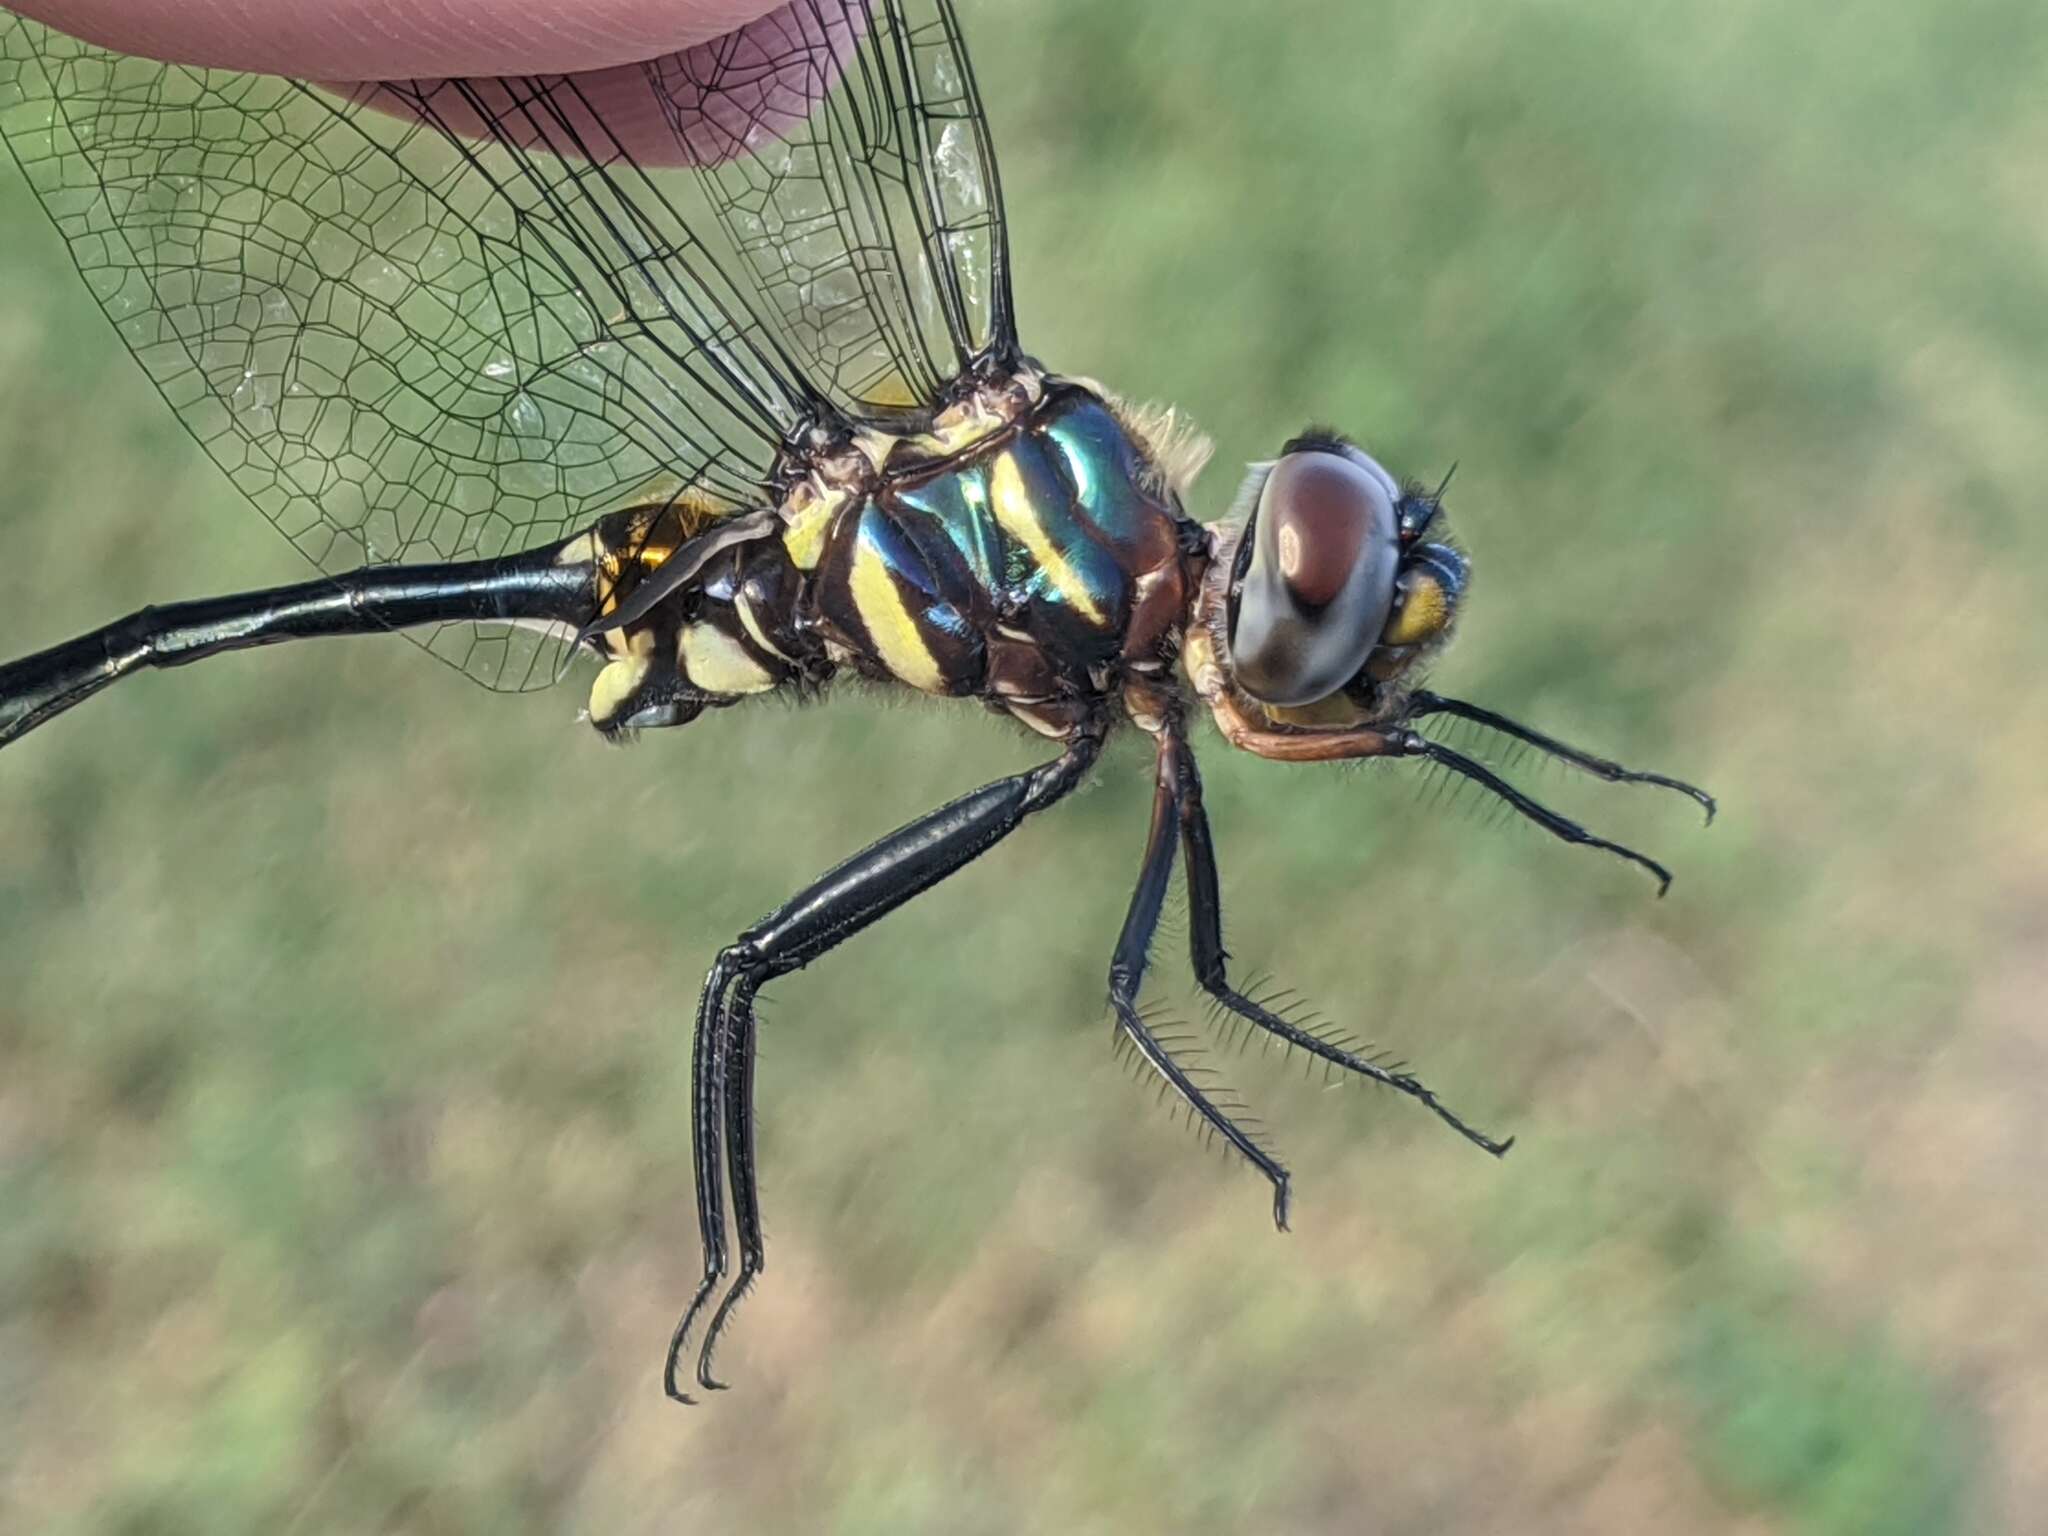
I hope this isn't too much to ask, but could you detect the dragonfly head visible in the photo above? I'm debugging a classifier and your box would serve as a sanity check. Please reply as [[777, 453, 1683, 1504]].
[[1212, 432, 1464, 724]]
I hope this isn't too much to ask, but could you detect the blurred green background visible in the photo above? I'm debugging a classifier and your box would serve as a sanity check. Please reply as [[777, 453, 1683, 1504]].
[[2, 0, 2042, 1531]]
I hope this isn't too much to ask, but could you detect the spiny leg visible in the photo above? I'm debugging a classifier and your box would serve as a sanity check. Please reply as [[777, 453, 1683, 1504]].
[[1398, 732, 1677, 895], [1169, 732, 1514, 1158], [664, 731, 1103, 1399], [1405, 690, 1716, 824], [1212, 703, 1683, 894], [1111, 733, 1292, 1228]]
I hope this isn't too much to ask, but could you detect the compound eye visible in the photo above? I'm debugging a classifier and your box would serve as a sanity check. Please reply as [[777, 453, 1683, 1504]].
[[1228, 450, 1400, 706]]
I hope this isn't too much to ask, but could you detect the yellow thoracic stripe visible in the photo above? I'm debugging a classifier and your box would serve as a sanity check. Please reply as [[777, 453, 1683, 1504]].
[[848, 532, 946, 693], [780, 482, 844, 570], [988, 449, 1104, 624]]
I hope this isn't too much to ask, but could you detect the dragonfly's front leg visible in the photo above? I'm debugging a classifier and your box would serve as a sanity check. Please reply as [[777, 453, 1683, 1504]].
[[666, 729, 1104, 1401], [1170, 736, 1515, 1158], [1404, 690, 1716, 823]]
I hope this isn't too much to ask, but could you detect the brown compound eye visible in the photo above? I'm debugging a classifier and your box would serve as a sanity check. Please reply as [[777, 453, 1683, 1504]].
[[1227, 449, 1400, 707]]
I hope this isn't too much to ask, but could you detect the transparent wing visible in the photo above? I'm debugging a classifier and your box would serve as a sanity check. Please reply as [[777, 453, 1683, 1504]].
[[0, 1, 1016, 690], [653, 0, 1015, 411]]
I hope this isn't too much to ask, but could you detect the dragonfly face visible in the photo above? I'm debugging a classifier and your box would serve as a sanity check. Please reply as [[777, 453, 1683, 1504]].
[[1209, 433, 1464, 718], [0, 1, 1714, 1404]]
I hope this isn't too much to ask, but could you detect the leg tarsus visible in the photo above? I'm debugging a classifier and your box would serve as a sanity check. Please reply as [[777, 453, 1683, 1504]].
[[1212, 989, 1510, 1157], [663, 1271, 722, 1404], [1406, 690, 1716, 825], [665, 945, 746, 1404], [1199, 977, 1514, 1157], [1113, 995, 1293, 1225], [1400, 732, 1676, 895], [699, 974, 765, 1391]]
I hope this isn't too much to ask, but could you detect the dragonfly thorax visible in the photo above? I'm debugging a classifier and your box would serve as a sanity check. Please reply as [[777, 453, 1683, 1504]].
[[580, 378, 1204, 743]]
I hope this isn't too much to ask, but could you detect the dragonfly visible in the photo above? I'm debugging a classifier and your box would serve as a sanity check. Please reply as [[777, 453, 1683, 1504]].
[[0, 1, 1713, 1400]]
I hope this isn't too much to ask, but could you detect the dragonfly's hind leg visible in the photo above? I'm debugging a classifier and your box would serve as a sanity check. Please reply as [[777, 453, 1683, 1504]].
[[1169, 736, 1515, 1159], [701, 973, 763, 1385], [665, 729, 1104, 1400], [1110, 732, 1292, 1229], [664, 949, 740, 1403]]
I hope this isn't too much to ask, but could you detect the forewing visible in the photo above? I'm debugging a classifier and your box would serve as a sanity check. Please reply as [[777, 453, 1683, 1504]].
[[0, 22, 815, 690]]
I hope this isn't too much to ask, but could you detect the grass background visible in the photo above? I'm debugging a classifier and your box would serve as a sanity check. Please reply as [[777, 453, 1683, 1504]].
[[3, 0, 2043, 1530]]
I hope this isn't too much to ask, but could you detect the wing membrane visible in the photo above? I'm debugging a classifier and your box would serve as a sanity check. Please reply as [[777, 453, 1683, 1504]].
[[0, 1, 1015, 691], [656, 0, 1013, 410]]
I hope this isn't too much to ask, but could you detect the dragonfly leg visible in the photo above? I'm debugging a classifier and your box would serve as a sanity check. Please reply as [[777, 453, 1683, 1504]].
[[1393, 732, 1677, 895], [1404, 690, 1716, 824], [1170, 734, 1515, 1159], [665, 728, 1104, 1398], [662, 950, 741, 1403], [1110, 732, 1293, 1230], [699, 973, 763, 1389]]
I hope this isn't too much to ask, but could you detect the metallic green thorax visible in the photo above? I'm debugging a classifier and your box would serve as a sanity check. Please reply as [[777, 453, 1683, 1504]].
[[591, 381, 1196, 741]]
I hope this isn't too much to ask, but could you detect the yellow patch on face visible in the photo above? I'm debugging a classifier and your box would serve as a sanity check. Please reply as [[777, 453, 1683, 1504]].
[[679, 624, 778, 695], [1381, 573, 1450, 647], [587, 654, 652, 726], [988, 449, 1104, 624], [849, 536, 946, 692]]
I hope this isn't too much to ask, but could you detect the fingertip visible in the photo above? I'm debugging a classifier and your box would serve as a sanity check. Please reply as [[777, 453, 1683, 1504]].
[[13, 0, 789, 79]]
